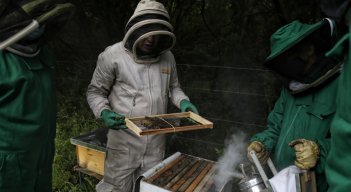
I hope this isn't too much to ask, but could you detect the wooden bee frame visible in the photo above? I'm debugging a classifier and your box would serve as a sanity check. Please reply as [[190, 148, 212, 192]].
[[125, 112, 213, 136]]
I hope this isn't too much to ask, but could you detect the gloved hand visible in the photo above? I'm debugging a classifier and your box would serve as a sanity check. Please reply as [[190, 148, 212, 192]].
[[180, 99, 199, 114], [247, 141, 270, 164], [289, 139, 320, 170], [100, 109, 128, 130]]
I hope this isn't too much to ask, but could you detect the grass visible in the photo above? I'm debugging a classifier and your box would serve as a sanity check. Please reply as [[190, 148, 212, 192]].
[[53, 99, 101, 191]]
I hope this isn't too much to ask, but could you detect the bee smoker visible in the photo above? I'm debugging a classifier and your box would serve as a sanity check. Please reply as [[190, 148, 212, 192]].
[[238, 151, 278, 192], [237, 164, 266, 192]]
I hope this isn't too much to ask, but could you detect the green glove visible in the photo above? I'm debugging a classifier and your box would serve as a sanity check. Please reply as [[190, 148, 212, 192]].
[[180, 99, 199, 114], [100, 109, 128, 130]]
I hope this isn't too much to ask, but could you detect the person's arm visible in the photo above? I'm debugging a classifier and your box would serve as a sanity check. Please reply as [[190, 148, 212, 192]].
[[87, 50, 116, 118], [325, 29, 351, 191], [250, 88, 286, 151], [168, 53, 189, 108]]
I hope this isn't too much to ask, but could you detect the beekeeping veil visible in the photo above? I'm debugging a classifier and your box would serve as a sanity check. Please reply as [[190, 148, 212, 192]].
[[264, 18, 341, 94], [0, 0, 74, 57], [123, 0, 176, 64]]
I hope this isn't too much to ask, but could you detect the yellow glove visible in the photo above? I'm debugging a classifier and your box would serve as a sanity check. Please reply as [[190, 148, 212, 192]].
[[289, 139, 320, 170], [247, 141, 270, 164]]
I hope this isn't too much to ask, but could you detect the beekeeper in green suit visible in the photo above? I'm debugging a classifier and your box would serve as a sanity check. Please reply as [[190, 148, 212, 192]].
[[319, 1, 351, 191], [0, 0, 74, 191], [247, 18, 342, 192], [325, 18, 351, 192]]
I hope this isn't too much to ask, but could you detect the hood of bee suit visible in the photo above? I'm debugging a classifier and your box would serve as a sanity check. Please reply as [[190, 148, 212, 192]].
[[0, 0, 75, 57], [123, 0, 176, 64], [264, 18, 342, 94]]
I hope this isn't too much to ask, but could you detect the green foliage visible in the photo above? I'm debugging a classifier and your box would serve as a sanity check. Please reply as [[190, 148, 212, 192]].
[[53, 98, 101, 191]]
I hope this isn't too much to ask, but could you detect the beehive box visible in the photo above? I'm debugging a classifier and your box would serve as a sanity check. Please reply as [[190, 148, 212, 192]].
[[137, 152, 232, 192], [126, 112, 213, 136], [70, 128, 107, 179]]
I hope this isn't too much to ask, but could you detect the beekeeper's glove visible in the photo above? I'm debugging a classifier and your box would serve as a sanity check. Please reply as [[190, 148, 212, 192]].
[[247, 141, 270, 164], [100, 109, 128, 130], [180, 99, 199, 114], [289, 139, 320, 170]]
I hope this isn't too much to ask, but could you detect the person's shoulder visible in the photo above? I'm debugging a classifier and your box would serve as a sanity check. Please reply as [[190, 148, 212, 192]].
[[277, 87, 291, 99], [162, 50, 174, 57], [99, 42, 124, 59], [160, 50, 175, 61]]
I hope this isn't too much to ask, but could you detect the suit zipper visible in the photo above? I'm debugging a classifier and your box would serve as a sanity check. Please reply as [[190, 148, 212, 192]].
[[276, 106, 302, 161], [147, 64, 153, 114], [141, 65, 152, 167]]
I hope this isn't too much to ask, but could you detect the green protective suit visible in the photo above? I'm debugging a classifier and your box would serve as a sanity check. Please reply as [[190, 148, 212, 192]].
[[0, 48, 56, 191], [325, 9, 351, 192], [251, 76, 338, 192]]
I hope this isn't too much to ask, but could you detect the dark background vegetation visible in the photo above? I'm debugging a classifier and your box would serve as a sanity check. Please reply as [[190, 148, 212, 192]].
[[50, 0, 324, 191]]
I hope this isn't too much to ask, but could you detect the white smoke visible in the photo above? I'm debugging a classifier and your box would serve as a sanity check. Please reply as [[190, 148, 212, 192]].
[[214, 131, 247, 191]]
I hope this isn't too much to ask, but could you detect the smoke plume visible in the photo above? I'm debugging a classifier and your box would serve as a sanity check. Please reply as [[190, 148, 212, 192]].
[[214, 131, 247, 191]]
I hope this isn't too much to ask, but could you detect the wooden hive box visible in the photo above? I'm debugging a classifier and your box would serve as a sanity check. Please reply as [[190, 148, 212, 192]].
[[126, 112, 213, 136], [138, 152, 233, 192], [70, 128, 108, 179]]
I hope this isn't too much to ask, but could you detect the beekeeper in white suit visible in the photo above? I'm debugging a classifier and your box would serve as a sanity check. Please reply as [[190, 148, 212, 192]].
[[87, 0, 199, 191]]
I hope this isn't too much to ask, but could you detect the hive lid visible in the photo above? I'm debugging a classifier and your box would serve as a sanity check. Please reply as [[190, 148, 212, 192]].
[[70, 128, 107, 151]]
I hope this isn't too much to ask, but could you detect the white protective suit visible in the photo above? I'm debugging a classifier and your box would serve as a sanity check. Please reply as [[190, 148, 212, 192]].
[[86, 0, 189, 191]]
